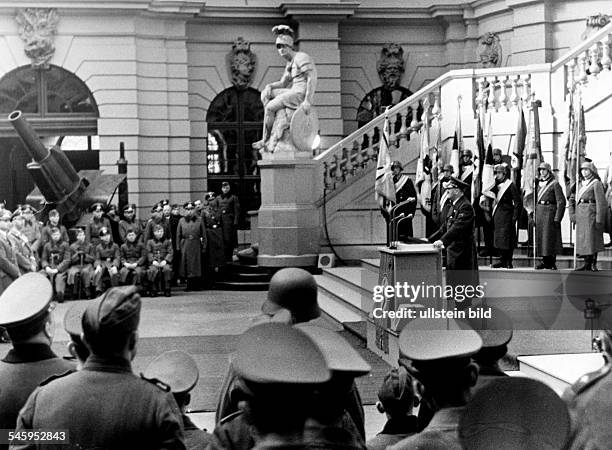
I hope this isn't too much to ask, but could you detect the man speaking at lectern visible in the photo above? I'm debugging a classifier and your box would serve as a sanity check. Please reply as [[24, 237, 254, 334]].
[[428, 177, 479, 308]]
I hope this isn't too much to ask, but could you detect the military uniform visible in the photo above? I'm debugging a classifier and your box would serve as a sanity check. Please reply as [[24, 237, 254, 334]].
[[535, 174, 565, 268], [144, 217, 172, 243], [147, 237, 173, 288], [202, 204, 226, 277], [388, 318, 482, 450], [429, 187, 479, 304], [212, 193, 240, 260], [93, 240, 120, 291], [13, 286, 185, 450], [366, 416, 419, 450], [21, 218, 42, 254], [67, 240, 95, 290], [144, 351, 213, 450], [7, 229, 35, 275], [40, 223, 69, 249], [210, 322, 331, 449], [120, 240, 146, 285], [40, 240, 70, 300], [461, 377, 569, 449], [119, 217, 144, 244], [0, 228, 20, 295], [491, 177, 522, 267], [177, 214, 206, 279], [86, 216, 112, 247], [569, 176, 606, 256], [0, 273, 75, 431]]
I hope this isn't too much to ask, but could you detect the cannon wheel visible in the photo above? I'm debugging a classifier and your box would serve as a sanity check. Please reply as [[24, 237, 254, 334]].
[[290, 104, 319, 152]]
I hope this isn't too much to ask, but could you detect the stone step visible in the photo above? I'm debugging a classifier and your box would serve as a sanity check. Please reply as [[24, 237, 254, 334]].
[[317, 289, 364, 326], [517, 353, 605, 395], [315, 273, 368, 316]]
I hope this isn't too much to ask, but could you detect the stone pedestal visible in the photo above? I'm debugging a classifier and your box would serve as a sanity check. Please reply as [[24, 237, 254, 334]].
[[257, 153, 321, 268]]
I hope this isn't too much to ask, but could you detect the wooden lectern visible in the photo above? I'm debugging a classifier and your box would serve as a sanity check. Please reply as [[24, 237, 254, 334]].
[[367, 243, 444, 365]]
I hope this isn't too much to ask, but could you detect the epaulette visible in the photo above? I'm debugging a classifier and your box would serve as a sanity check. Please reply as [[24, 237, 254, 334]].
[[219, 410, 243, 425], [40, 369, 75, 386], [569, 364, 611, 397], [140, 373, 171, 392]]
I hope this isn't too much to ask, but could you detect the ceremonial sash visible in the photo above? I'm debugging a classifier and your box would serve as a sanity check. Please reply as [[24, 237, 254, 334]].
[[395, 174, 409, 192], [536, 179, 555, 202], [577, 178, 596, 202], [460, 166, 473, 182], [492, 179, 511, 216]]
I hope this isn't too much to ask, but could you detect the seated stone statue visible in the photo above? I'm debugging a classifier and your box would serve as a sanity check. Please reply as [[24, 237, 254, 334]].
[[253, 25, 317, 154]]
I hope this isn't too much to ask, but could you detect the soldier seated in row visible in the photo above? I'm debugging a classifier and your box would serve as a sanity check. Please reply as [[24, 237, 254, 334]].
[[120, 228, 146, 288], [40, 209, 69, 249], [41, 227, 71, 303], [67, 227, 95, 299], [93, 227, 120, 296], [147, 224, 173, 297]]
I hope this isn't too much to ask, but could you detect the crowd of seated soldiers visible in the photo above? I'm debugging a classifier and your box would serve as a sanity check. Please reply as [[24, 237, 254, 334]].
[[0, 192, 232, 303]]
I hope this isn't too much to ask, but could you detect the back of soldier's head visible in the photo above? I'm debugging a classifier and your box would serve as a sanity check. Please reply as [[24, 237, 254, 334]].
[[82, 286, 141, 357], [262, 268, 320, 323]]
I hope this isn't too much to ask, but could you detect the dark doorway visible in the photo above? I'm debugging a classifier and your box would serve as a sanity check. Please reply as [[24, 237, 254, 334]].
[[207, 87, 263, 228]]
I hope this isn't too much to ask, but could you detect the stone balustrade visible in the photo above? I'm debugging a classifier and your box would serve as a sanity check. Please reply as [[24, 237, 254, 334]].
[[315, 20, 612, 203]]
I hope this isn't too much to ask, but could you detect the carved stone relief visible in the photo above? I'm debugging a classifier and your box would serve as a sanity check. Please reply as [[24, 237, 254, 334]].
[[227, 37, 256, 89], [16, 8, 60, 67], [582, 13, 611, 40], [479, 32, 502, 68], [357, 43, 413, 127]]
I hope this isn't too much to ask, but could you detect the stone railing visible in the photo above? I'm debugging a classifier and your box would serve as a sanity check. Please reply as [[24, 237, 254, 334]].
[[314, 19, 612, 203], [314, 81, 442, 194], [553, 20, 612, 92]]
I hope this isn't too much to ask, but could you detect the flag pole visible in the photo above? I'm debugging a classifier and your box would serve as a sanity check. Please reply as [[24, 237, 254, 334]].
[[573, 89, 581, 270]]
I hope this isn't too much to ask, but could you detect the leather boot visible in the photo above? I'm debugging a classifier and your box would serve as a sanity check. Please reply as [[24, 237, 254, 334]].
[[575, 255, 592, 271], [591, 253, 599, 272]]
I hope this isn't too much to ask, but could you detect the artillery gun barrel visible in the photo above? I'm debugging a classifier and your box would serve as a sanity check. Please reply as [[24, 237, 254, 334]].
[[8, 110, 48, 162]]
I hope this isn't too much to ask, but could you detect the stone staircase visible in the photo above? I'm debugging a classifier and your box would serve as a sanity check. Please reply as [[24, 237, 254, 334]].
[[315, 259, 611, 395]]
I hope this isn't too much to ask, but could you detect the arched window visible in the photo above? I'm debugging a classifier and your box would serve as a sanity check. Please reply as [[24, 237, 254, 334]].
[[0, 65, 99, 209], [207, 87, 263, 227]]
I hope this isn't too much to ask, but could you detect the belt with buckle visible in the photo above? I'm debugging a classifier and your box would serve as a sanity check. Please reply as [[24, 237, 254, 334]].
[[578, 200, 596, 204], [538, 201, 552, 205]]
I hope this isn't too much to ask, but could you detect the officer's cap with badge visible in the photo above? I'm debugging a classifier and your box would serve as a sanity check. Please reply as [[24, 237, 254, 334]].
[[399, 317, 482, 364], [82, 286, 141, 349], [183, 201, 195, 210], [443, 176, 469, 192], [0, 273, 54, 340], [262, 268, 320, 323], [151, 204, 163, 213], [233, 322, 330, 386], [459, 377, 570, 450], [295, 324, 371, 377], [143, 350, 199, 395], [99, 227, 110, 237]]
